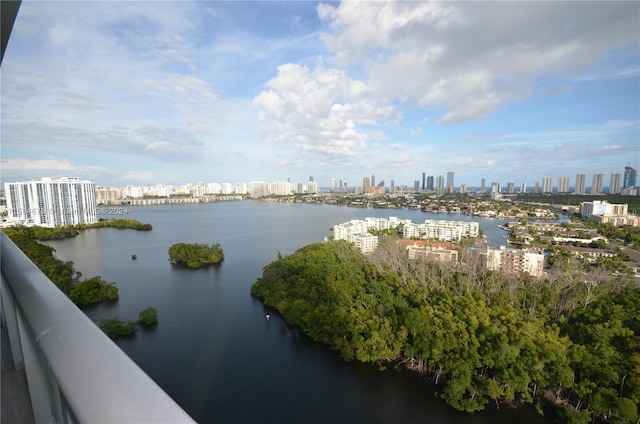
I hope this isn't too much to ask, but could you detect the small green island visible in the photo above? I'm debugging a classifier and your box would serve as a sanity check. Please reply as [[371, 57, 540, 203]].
[[168, 242, 224, 269], [99, 307, 159, 337]]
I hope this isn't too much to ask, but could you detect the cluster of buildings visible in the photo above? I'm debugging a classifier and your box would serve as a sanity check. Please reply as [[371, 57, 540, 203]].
[[97, 178, 320, 203], [332, 165, 638, 196], [331, 217, 545, 276], [580, 200, 639, 226]]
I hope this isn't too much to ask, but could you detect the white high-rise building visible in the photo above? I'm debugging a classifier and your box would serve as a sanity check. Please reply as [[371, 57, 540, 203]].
[[575, 174, 587, 194], [5, 177, 97, 227], [557, 177, 570, 193], [591, 173, 604, 194], [542, 177, 553, 193], [609, 173, 621, 194]]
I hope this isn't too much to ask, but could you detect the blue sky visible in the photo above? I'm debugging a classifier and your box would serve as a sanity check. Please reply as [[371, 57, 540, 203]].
[[1, 0, 638, 189]]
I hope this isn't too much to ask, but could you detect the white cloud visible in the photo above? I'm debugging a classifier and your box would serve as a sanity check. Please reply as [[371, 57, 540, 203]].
[[318, 1, 639, 123], [252, 63, 399, 163]]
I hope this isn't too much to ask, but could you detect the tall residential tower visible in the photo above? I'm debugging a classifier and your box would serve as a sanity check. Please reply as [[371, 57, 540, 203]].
[[5, 177, 97, 227]]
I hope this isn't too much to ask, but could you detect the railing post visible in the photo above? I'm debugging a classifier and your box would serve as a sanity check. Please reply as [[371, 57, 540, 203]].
[[1, 273, 24, 369], [16, 307, 60, 423]]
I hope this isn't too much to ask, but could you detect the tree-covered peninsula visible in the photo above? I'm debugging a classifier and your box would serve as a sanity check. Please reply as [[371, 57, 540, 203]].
[[3, 226, 119, 305], [168, 242, 224, 269], [29, 218, 152, 240], [251, 239, 639, 424]]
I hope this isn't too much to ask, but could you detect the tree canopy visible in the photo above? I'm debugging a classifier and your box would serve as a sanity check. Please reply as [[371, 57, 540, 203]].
[[251, 239, 639, 423], [168, 242, 224, 269], [3, 226, 119, 305]]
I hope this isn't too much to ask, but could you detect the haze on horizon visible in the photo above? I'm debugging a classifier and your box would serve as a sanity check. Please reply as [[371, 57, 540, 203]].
[[1, 1, 638, 189]]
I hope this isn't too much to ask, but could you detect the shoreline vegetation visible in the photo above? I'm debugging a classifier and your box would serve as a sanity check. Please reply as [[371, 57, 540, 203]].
[[2, 219, 152, 306], [168, 242, 224, 269], [251, 239, 639, 424]]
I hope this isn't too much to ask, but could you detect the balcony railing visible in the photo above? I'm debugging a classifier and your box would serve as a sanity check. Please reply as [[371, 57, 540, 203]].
[[0, 232, 196, 423]]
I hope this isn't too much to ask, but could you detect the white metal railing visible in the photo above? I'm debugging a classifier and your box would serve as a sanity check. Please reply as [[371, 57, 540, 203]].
[[0, 232, 196, 423]]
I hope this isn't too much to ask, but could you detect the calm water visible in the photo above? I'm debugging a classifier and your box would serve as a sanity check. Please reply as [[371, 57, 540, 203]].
[[46, 201, 551, 423]]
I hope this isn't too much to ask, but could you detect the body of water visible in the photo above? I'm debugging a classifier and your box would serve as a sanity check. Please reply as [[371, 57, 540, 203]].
[[45, 201, 552, 423]]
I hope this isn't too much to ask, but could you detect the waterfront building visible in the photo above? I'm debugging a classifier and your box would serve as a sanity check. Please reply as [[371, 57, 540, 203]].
[[4, 177, 97, 227], [402, 219, 479, 242], [520, 182, 526, 193], [307, 181, 319, 194], [609, 173, 621, 194], [95, 187, 123, 204], [413, 180, 420, 192], [192, 183, 207, 197], [575, 173, 587, 194], [235, 182, 248, 194], [220, 183, 235, 194], [580, 200, 628, 220], [248, 181, 269, 198], [591, 214, 640, 226], [480, 246, 544, 277], [557, 177, 570, 194], [624, 165, 637, 189], [207, 183, 222, 194], [542, 177, 553, 193], [591, 173, 604, 194], [397, 240, 459, 262]]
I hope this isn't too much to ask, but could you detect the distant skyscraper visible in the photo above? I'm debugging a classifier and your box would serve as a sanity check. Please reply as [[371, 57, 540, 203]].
[[624, 166, 637, 189], [5, 177, 97, 227], [422, 173, 426, 190], [363, 176, 370, 188], [534, 181, 540, 193], [507, 182, 515, 193], [591, 173, 604, 194], [436, 175, 444, 191], [427, 176, 434, 191], [490, 182, 499, 194], [557, 177, 570, 193], [309, 176, 314, 182], [414, 180, 420, 192], [575, 173, 586, 194], [520, 182, 526, 193], [480, 178, 486, 192], [331, 178, 336, 192], [446, 171, 454, 190], [542, 177, 553, 193], [609, 173, 621, 194], [371, 174, 375, 187]]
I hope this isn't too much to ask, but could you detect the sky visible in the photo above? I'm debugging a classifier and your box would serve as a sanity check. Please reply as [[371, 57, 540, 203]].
[[1, 0, 639, 189]]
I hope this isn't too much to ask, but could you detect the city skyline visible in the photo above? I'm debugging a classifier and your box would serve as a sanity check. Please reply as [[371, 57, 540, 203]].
[[1, 1, 638, 187]]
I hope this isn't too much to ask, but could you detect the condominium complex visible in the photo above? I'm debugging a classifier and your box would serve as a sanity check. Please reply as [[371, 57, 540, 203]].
[[479, 246, 545, 277], [402, 219, 479, 241], [4, 177, 97, 227], [580, 200, 628, 220]]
